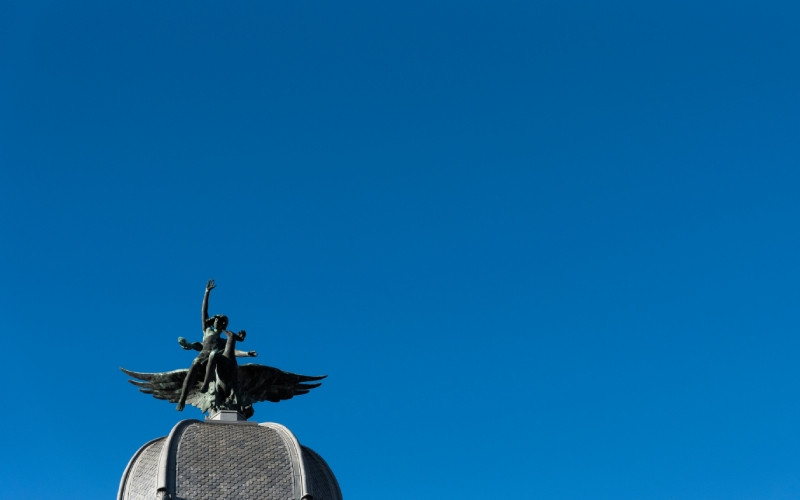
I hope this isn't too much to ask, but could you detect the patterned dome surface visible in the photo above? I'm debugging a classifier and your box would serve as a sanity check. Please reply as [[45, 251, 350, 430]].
[[119, 419, 341, 500]]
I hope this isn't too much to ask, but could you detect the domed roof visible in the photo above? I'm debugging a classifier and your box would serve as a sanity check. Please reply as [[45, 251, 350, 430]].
[[118, 417, 341, 500]]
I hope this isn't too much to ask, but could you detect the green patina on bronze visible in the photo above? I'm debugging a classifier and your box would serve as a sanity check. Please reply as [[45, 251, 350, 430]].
[[121, 279, 325, 420]]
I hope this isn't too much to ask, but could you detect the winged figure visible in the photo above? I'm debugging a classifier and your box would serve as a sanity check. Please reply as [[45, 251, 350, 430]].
[[120, 279, 325, 419], [120, 362, 326, 419]]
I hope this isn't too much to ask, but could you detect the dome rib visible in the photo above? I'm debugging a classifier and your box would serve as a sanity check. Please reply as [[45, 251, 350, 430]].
[[259, 422, 309, 499], [156, 419, 201, 499], [118, 437, 163, 500], [302, 446, 343, 500]]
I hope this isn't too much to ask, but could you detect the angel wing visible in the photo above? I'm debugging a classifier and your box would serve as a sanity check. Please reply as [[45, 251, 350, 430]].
[[237, 364, 326, 405], [120, 367, 215, 413], [121, 364, 325, 415]]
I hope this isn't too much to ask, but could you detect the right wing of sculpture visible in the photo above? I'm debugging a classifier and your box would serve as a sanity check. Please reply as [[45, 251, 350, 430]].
[[120, 367, 213, 412], [237, 364, 326, 404]]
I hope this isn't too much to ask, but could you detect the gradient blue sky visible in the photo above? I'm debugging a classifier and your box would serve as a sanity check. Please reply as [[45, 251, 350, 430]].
[[2, 1, 800, 499]]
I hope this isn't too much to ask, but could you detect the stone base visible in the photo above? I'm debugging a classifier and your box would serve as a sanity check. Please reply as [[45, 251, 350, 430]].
[[206, 409, 247, 422]]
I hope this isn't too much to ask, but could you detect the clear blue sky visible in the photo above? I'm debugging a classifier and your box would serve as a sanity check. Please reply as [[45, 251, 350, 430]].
[[2, 1, 800, 499]]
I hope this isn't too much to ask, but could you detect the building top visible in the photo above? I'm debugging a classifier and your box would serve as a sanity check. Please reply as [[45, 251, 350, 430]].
[[119, 419, 341, 500], [118, 280, 338, 499]]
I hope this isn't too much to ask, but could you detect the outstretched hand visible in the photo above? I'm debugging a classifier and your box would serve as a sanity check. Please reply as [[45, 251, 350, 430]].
[[206, 279, 216, 291], [248, 351, 258, 357]]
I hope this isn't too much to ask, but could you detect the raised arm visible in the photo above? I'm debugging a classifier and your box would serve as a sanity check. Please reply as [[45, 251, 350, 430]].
[[201, 279, 215, 329]]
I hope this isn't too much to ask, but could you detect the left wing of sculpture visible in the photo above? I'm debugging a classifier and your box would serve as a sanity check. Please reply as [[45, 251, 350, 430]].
[[237, 364, 326, 405], [120, 367, 214, 412]]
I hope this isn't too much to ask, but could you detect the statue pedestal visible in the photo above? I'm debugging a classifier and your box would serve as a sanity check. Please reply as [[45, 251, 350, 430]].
[[206, 409, 246, 422]]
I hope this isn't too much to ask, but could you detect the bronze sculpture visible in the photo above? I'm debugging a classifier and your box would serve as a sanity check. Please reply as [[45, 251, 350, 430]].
[[121, 279, 325, 419]]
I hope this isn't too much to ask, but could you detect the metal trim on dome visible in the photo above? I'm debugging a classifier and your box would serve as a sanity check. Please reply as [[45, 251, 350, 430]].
[[259, 422, 309, 499], [302, 445, 343, 500], [118, 436, 163, 500], [156, 419, 201, 500]]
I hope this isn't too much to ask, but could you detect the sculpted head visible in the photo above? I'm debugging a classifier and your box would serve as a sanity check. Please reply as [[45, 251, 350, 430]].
[[207, 314, 229, 330]]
